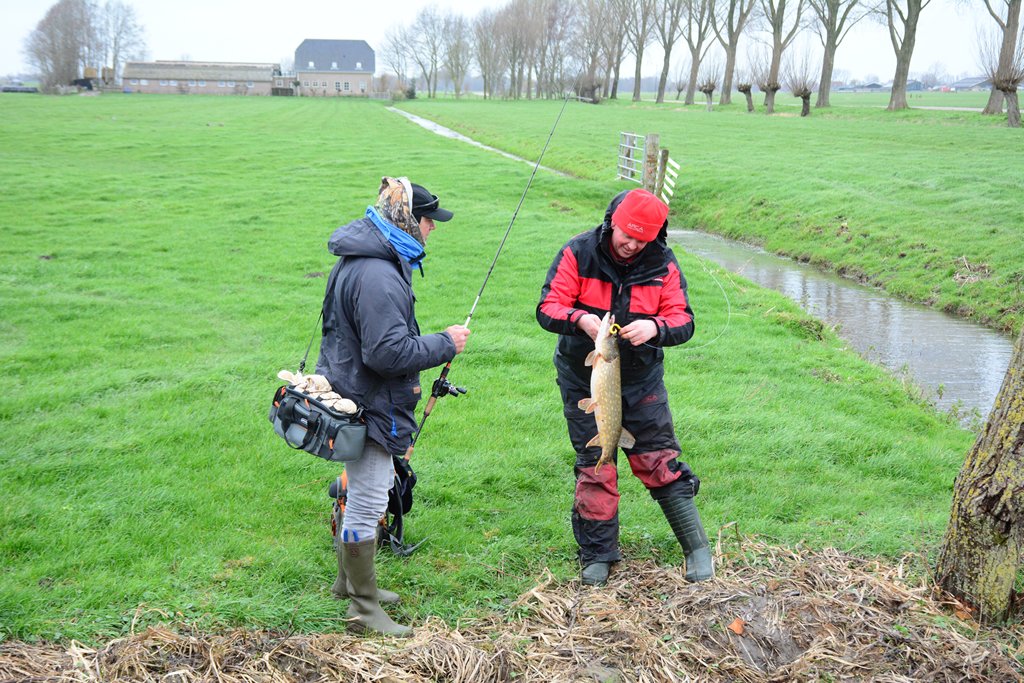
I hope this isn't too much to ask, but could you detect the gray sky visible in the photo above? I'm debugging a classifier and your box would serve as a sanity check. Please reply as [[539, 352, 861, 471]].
[[0, 0, 997, 82]]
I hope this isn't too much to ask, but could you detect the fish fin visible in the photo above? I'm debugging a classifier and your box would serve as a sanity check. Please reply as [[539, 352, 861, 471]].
[[584, 350, 597, 366], [585, 433, 601, 448], [578, 398, 597, 414], [618, 429, 636, 449]]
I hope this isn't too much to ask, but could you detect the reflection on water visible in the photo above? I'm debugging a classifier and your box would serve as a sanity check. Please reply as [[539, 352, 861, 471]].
[[671, 230, 1013, 421]]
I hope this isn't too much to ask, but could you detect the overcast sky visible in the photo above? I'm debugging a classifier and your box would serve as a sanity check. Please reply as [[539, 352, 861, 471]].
[[1, 0, 998, 83]]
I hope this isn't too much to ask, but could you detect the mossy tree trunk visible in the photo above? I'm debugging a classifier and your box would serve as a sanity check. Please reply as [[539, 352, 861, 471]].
[[936, 330, 1024, 622]]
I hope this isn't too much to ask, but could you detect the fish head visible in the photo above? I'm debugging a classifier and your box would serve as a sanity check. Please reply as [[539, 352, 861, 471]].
[[595, 312, 618, 359]]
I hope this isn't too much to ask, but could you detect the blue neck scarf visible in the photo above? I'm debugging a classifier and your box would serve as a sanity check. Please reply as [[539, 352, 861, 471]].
[[366, 206, 425, 271]]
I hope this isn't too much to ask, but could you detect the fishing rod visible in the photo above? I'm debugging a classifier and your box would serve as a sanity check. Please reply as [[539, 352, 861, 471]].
[[404, 77, 580, 461]]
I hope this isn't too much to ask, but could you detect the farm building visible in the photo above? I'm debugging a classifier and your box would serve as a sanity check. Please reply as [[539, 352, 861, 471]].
[[951, 76, 992, 91], [293, 39, 374, 97], [121, 61, 280, 95]]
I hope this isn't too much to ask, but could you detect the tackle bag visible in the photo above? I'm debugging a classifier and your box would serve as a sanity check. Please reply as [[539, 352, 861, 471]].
[[328, 455, 424, 556], [268, 385, 366, 462]]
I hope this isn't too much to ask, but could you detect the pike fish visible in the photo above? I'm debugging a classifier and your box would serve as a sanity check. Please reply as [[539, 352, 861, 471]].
[[578, 312, 636, 473]]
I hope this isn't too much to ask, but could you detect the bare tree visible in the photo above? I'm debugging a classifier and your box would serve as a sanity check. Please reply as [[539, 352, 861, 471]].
[[936, 330, 1024, 622], [808, 0, 866, 107], [99, 1, 143, 83], [697, 60, 722, 109], [759, 0, 807, 113], [751, 43, 780, 110], [24, 0, 99, 90], [919, 60, 949, 88], [883, 0, 932, 110], [534, 0, 574, 98], [625, 0, 658, 101], [682, 0, 717, 104], [785, 50, 819, 114], [601, 0, 631, 98], [654, 0, 688, 103], [572, 0, 609, 101], [474, 9, 505, 98], [976, 0, 1022, 114], [672, 56, 692, 98], [736, 71, 756, 110], [410, 6, 445, 97], [381, 26, 412, 90], [979, 21, 1024, 126], [442, 11, 472, 97], [713, 0, 759, 105]]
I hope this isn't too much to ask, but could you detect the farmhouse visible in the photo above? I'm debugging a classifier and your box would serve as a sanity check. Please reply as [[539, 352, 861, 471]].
[[292, 39, 374, 97], [951, 76, 992, 91], [122, 61, 279, 95]]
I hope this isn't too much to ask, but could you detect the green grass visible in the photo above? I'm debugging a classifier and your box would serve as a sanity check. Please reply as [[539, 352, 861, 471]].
[[0, 94, 975, 643], [400, 95, 1024, 334]]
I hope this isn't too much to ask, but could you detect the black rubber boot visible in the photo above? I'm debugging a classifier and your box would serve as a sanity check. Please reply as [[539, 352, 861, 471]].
[[331, 535, 400, 603], [658, 495, 714, 582], [341, 539, 412, 637], [581, 561, 611, 586]]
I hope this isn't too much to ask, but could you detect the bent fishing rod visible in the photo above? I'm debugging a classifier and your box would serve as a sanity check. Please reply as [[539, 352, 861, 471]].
[[404, 78, 580, 461]]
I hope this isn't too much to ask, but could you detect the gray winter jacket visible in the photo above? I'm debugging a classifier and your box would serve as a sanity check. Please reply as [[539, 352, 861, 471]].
[[315, 216, 456, 454]]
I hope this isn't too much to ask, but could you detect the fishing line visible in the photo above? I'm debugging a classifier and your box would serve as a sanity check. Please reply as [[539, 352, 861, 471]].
[[405, 74, 581, 460]]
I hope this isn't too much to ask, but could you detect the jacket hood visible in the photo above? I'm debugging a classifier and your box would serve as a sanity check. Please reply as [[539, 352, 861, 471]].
[[327, 216, 400, 261]]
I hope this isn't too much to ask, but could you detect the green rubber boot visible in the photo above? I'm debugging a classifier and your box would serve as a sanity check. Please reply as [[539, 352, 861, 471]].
[[341, 539, 412, 637], [658, 495, 714, 582], [331, 533, 399, 603]]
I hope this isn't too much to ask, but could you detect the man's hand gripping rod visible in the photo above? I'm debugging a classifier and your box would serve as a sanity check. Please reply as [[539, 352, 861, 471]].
[[403, 80, 578, 461]]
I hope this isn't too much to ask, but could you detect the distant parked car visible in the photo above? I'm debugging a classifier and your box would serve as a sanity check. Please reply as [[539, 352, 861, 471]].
[[2, 85, 39, 93]]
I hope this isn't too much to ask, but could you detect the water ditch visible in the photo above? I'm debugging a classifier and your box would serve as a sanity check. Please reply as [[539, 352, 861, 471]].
[[392, 108, 1014, 423]]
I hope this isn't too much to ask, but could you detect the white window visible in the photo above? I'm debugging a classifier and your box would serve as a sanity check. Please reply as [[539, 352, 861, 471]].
[[169, 80, 178, 86], [343, 81, 350, 92], [335, 81, 341, 91], [159, 79, 168, 86], [332, 61, 337, 69], [227, 81, 235, 87], [188, 80, 196, 86], [140, 79, 148, 85], [276, 79, 283, 86], [356, 61, 362, 70], [130, 79, 138, 85], [218, 81, 226, 87], [308, 61, 314, 68], [198, 80, 206, 87], [359, 81, 366, 92], [246, 81, 254, 87], [303, 81, 309, 87]]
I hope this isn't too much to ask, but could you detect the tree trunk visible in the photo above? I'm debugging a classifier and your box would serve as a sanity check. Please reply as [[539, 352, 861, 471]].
[[935, 330, 1024, 623], [685, 53, 700, 105], [816, 34, 837, 108], [801, 95, 810, 116], [984, 0, 1021, 115], [1007, 90, 1021, 127], [984, 88, 1006, 114], [887, 1, 923, 111], [743, 90, 754, 112], [704, 91, 714, 111], [764, 88, 778, 114], [657, 45, 673, 103], [720, 44, 737, 105], [632, 46, 645, 101]]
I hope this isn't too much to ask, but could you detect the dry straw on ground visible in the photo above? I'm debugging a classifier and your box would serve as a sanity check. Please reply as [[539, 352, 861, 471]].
[[3, 532, 1022, 682]]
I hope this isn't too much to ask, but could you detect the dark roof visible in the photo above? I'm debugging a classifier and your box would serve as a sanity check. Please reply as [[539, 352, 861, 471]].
[[295, 39, 374, 73], [952, 76, 991, 89]]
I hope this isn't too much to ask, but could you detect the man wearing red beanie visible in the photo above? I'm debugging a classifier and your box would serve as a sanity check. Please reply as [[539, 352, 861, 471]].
[[536, 188, 713, 587]]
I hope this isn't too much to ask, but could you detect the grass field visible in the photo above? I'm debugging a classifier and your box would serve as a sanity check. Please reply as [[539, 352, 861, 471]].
[[401, 94, 1024, 335], [0, 93, 985, 644]]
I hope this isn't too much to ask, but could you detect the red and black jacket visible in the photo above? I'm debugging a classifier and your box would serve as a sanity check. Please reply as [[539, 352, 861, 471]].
[[536, 196, 694, 383]]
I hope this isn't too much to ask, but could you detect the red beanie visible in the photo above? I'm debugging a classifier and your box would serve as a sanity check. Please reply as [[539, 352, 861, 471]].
[[611, 189, 668, 242]]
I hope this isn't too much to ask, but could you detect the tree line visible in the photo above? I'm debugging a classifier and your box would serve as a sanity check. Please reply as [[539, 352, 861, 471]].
[[23, 0, 145, 91], [383, 0, 1023, 124]]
